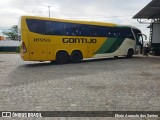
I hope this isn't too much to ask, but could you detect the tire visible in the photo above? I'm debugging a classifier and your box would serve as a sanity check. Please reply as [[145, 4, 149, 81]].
[[56, 51, 69, 64], [127, 49, 134, 58], [70, 51, 82, 63]]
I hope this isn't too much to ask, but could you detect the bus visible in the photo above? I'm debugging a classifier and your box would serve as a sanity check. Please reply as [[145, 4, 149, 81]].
[[18, 16, 146, 64]]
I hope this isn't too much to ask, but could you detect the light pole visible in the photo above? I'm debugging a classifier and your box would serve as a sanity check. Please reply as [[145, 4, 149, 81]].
[[47, 6, 51, 18]]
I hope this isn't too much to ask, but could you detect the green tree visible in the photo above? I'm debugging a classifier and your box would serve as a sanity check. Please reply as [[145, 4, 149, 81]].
[[2, 25, 18, 40]]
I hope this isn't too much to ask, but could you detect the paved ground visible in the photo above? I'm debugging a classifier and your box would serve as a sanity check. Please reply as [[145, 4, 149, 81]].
[[0, 54, 160, 120]]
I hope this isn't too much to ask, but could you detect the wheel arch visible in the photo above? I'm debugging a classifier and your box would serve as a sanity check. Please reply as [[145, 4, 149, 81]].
[[126, 48, 134, 55]]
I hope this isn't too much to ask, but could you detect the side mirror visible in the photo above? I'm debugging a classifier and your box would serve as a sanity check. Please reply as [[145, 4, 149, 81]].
[[142, 34, 147, 40]]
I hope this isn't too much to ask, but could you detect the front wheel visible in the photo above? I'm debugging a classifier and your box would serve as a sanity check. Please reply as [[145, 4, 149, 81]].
[[127, 49, 134, 58], [70, 51, 83, 63]]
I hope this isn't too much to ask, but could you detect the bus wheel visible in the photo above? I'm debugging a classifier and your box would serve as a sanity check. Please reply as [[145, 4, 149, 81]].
[[56, 51, 69, 64], [70, 51, 83, 63], [127, 49, 134, 58]]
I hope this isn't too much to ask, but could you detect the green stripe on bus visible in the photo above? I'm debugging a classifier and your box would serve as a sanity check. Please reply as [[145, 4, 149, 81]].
[[94, 38, 117, 54], [106, 38, 125, 53], [95, 38, 125, 54]]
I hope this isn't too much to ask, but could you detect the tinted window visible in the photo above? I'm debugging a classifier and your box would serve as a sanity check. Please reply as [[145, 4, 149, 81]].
[[36, 20, 46, 34], [132, 29, 141, 40], [46, 21, 63, 35], [26, 19, 134, 39], [26, 19, 47, 35], [26, 19, 37, 33], [63, 23, 82, 36]]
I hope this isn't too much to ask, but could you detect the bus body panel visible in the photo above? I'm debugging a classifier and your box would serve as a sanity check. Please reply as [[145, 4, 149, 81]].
[[94, 38, 136, 58]]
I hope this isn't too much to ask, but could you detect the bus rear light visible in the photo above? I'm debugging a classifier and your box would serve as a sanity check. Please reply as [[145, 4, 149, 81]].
[[22, 42, 27, 53]]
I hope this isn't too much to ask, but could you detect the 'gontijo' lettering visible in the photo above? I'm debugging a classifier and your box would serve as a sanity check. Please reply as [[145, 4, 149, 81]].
[[62, 38, 97, 43]]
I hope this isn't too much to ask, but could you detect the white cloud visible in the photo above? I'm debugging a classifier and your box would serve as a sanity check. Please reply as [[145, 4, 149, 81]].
[[0, 0, 152, 38]]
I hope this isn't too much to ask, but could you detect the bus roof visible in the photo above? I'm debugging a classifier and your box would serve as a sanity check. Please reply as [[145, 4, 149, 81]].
[[21, 16, 136, 29]]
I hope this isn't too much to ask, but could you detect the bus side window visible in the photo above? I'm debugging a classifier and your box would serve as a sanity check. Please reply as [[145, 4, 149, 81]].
[[107, 27, 113, 37], [89, 26, 98, 37], [124, 28, 134, 40], [98, 26, 104, 37], [132, 29, 141, 41], [36, 20, 47, 35], [76, 24, 82, 36], [45, 21, 64, 35], [81, 25, 89, 36], [122, 28, 132, 38], [112, 28, 119, 37], [54, 21, 63, 35], [46, 21, 54, 35], [63, 23, 70, 36], [26, 19, 37, 33], [70, 23, 79, 36], [76, 25, 83, 36], [71, 24, 78, 36], [121, 28, 125, 38], [65, 23, 71, 35]]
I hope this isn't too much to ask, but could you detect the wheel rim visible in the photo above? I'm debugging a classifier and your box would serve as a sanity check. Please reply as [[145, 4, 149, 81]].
[[59, 55, 65, 63]]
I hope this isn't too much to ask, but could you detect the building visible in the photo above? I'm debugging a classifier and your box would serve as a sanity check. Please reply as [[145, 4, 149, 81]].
[[133, 0, 160, 55], [0, 40, 20, 52], [0, 36, 5, 41]]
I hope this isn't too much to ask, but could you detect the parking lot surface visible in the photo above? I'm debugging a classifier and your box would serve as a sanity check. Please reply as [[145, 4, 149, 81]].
[[0, 54, 160, 120]]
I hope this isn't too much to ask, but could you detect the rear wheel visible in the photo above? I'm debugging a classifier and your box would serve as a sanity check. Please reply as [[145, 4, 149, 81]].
[[56, 51, 69, 64], [70, 51, 83, 63]]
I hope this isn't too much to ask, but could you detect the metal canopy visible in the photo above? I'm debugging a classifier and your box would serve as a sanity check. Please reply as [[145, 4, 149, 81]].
[[133, 0, 160, 19]]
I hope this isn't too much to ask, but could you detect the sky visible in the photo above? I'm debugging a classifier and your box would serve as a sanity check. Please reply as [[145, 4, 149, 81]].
[[0, 0, 152, 39]]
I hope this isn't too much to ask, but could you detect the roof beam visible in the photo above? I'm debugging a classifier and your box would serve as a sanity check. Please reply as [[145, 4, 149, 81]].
[[133, 0, 160, 20]]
